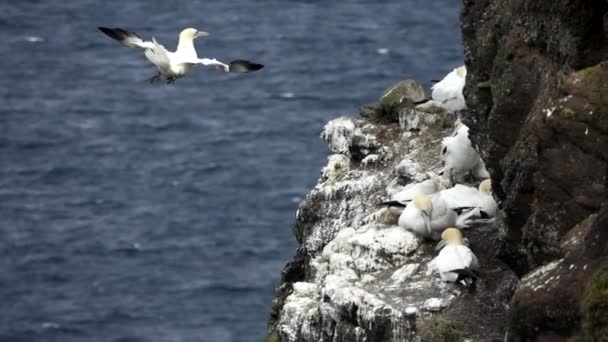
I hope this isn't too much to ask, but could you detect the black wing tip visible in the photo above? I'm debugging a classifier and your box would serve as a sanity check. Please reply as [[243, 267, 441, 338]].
[[451, 268, 479, 288], [377, 200, 408, 208], [228, 60, 264, 73], [98, 27, 138, 41], [98, 27, 113, 35], [98, 27, 122, 41], [452, 206, 476, 215]]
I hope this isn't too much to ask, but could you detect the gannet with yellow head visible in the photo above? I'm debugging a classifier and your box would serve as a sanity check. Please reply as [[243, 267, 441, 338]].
[[440, 122, 489, 185], [398, 194, 458, 240], [98, 27, 263, 84], [437, 179, 498, 218], [434, 228, 479, 286], [416, 65, 467, 112]]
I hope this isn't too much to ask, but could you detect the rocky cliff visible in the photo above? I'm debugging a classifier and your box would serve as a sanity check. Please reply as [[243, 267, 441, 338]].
[[266, 1, 608, 341], [462, 0, 608, 340]]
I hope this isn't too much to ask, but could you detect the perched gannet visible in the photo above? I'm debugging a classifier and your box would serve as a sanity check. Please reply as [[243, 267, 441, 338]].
[[440, 122, 489, 185], [380, 178, 445, 207], [98, 27, 263, 84], [439, 179, 497, 218], [416, 65, 467, 112], [397, 194, 473, 240], [434, 228, 479, 286]]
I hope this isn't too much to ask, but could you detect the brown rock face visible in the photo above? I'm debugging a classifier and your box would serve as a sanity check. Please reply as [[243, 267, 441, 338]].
[[461, 0, 608, 340]]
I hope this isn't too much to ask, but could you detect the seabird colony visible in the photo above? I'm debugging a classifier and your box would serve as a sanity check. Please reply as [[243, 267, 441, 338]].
[[98, 27, 263, 84], [381, 66, 496, 287]]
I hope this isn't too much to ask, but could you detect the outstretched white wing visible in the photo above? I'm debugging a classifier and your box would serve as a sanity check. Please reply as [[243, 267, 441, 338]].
[[98, 27, 171, 71], [144, 38, 171, 72], [182, 58, 264, 73]]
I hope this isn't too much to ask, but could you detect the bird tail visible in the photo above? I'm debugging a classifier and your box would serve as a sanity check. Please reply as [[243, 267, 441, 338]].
[[377, 200, 408, 207], [414, 98, 431, 105], [451, 206, 477, 215], [451, 268, 478, 289], [456, 207, 481, 228]]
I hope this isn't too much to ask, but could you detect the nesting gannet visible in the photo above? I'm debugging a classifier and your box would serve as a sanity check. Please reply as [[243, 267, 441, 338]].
[[98, 27, 263, 84], [397, 194, 473, 240], [440, 122, 489, 185], [439, 179, 497, 218], [434, 228, 479, 286], [380, 178, 445, 207], [416, 65, 467, 112]]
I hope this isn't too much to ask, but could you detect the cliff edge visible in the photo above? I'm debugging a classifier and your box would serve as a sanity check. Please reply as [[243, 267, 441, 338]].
[[267, 1, 608, 341]]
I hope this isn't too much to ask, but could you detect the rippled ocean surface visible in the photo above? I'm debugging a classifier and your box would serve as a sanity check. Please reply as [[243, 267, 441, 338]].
[[0, 1, 462, 341]]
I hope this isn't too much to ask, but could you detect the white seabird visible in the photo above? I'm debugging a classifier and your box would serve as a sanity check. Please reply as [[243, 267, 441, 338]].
[[434, 228, 479, 286], [439, 179, 497, 218], [397, 194, 473, 240], [440, 122, 489, 185], [98, 27, 263, 84], [416, 65, 467, 112]]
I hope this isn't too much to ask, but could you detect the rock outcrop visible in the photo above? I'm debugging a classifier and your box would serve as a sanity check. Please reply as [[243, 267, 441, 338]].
[[267, 1, 608, 341]]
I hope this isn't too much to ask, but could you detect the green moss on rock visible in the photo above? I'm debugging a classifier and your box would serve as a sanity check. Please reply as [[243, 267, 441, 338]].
[[417, 316, 467, 342], [265, 333, 279, 342], [579, 260, 608, 341], [563, 62, 608, 132], [561, 107, 577, 119], [379, 80, 429, 121]]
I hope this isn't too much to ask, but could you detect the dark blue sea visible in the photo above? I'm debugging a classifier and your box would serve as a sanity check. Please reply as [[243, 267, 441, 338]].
[[0, 1, 462, 341]]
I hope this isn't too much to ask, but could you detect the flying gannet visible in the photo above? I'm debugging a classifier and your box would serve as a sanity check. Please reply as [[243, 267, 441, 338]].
[[434, 228, 479, 286], [440, 122, 489, 185], [98, 27, 264, 84], [397, 194, 474, 240]]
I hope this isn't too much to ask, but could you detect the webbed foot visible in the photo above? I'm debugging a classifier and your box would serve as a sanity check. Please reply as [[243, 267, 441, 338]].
[[147, 73, 161, 84]]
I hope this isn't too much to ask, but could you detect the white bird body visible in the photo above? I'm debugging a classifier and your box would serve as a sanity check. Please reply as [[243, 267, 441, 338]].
[[435, 244, 479, 282], [391, 179, 444, 204], [98, 27, 263, 83], [439, 182, 497, 218], [434, 228, 479, 284], [441, 123, 489, 184], [417, 66, 467, 112], [398, 194, 457, 240], [440, 184, 481, 207]]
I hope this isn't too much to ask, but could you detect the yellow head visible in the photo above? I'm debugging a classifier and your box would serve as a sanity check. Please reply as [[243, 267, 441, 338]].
[[413, 195, 432, 213], [455, 65, 466, 78], [179, 27, 209, 40], [441, 228, 464, 243], [479, 179, 492, 195]]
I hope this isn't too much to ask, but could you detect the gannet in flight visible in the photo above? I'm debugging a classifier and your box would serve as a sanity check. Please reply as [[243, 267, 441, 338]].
[[396, 194, 474, 240], [439, 179, 497, 218], [440, 122, 489, 185], [434, 228, 479, 286], [98, 27, 264, 84]]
